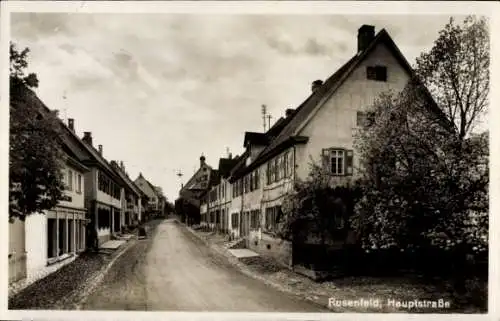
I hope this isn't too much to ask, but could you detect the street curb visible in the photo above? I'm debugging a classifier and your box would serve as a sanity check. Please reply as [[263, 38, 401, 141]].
[[177, 220, 329, 312]]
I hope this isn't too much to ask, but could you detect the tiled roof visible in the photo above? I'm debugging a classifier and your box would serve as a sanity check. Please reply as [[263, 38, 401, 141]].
[[110, 161, 141, 197], [243, 132, 268, 147], [208, 169, 220, 187]]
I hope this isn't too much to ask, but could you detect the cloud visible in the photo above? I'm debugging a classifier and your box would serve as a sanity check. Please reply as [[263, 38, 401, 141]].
[[10, 12, 462, 200]]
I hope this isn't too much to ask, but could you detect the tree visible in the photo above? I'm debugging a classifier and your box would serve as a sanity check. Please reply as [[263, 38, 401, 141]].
[[415, 16, 489, 140], [350, 16, 489, 256], [9, 42, 65, 221], [278, 161, 362, 245]]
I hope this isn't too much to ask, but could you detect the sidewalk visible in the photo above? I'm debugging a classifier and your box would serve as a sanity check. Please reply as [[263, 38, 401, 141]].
[[180, 221, 483, 313], [8, 233, 137, 310]]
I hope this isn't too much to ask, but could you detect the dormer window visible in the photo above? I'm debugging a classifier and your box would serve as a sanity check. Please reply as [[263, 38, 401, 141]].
[[366, 66, 387, 81]]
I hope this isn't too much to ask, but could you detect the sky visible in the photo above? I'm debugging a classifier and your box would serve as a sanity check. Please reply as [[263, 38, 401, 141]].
[[10, 13, 467, 201]]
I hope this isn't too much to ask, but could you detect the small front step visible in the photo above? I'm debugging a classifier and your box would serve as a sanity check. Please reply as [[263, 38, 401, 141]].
[[224, 238, 246, 250]]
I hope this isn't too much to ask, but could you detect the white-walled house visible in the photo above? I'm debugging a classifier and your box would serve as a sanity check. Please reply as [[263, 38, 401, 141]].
[[8, 86, 92, 288], [25, 155, 89, 277], [221, 24, 451, 267]]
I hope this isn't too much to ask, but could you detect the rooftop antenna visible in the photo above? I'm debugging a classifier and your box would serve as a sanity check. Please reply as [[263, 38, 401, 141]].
[[261, 104, 267, 132], [266, 114, 272, 130]]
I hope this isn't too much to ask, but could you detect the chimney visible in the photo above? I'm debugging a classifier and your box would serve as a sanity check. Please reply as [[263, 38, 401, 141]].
[[228, 153, 232, 159], [98, 144, 103, 155], [82, 132, 93, 146], [200, 154, 206, 167], [358, 24, 375, 53], [120, 161, 124, 171], [311, 80, 323, 93], [285, 108, 295, 117], [68, 118, 75, 132]]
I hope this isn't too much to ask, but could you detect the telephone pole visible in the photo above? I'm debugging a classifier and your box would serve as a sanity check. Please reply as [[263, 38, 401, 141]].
[[261, 104, 267, 132], [176, 170, 183, 190]]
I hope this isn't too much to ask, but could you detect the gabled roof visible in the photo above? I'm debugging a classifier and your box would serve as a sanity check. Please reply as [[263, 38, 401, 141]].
[[136, 173, 161, 198], [208, 169, 221, 188], [12, 84, 101, 175], [228, 150, 249, 180], [243, 132, 268, 147], [181, 162, 213, 193], [218, 157, 240, 178], [231, 28, 455, 180]]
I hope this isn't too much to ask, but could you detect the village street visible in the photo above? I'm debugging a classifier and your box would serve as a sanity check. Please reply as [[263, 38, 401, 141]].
[[81, 219, 326, 312]]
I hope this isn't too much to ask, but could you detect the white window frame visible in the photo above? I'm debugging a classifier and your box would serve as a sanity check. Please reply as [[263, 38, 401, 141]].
[[330, 150, 345, 176]]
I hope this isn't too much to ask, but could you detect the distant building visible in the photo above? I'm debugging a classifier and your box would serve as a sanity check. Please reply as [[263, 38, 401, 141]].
[[134, 173, 163, 220], [179, 155, 215, 224]]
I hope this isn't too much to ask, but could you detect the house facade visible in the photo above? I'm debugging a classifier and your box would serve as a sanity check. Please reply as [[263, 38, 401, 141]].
[[110, 160, 142, 227], [79, 132, 128, 245], [188, 25, 437, 267], [9, 87, 92, 286], [179, 155, 214, 224]]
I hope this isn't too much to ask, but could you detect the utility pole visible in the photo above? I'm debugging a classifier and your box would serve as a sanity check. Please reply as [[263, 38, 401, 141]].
[[261, 104, 267, 132], [176, 170, 183, 190], [62, 90, 68, 122]]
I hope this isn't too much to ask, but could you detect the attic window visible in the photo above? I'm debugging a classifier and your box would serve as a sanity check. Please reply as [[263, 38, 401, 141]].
[[366, 66, 387, 81]]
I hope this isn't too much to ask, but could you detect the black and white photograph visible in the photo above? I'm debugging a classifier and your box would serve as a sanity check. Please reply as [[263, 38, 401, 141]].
[[2, 1, 495, 319]]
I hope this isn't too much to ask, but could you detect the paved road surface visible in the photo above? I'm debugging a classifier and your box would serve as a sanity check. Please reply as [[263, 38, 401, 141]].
[[82, 219, 326, 312]]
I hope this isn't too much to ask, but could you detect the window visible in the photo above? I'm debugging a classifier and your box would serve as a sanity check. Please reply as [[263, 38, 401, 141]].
[[331, 150, 344, 175], [269, 159, 276, 183], [264, 206, 282, 232], [276, 157, 282, 181], [284, 152, 289, 178], [67, 170, 73, 191], [255, 169, 260, 189], [76, 174, 82, 193], [357, 111, 375, 127], [250, 210, 261, 229], [322, 148, 354, 176], [280, 155, 285, 179], [275, 158, 280, 181], [366, 66, 387, 81], [266, 163, 271, 185], [287, 151, 293, 177], [231, 213, 239, 228]]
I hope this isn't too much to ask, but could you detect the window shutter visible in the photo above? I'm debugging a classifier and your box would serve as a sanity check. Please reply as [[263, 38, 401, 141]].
[[321, 149, 329, 171], [345, 150, 354, 175]]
